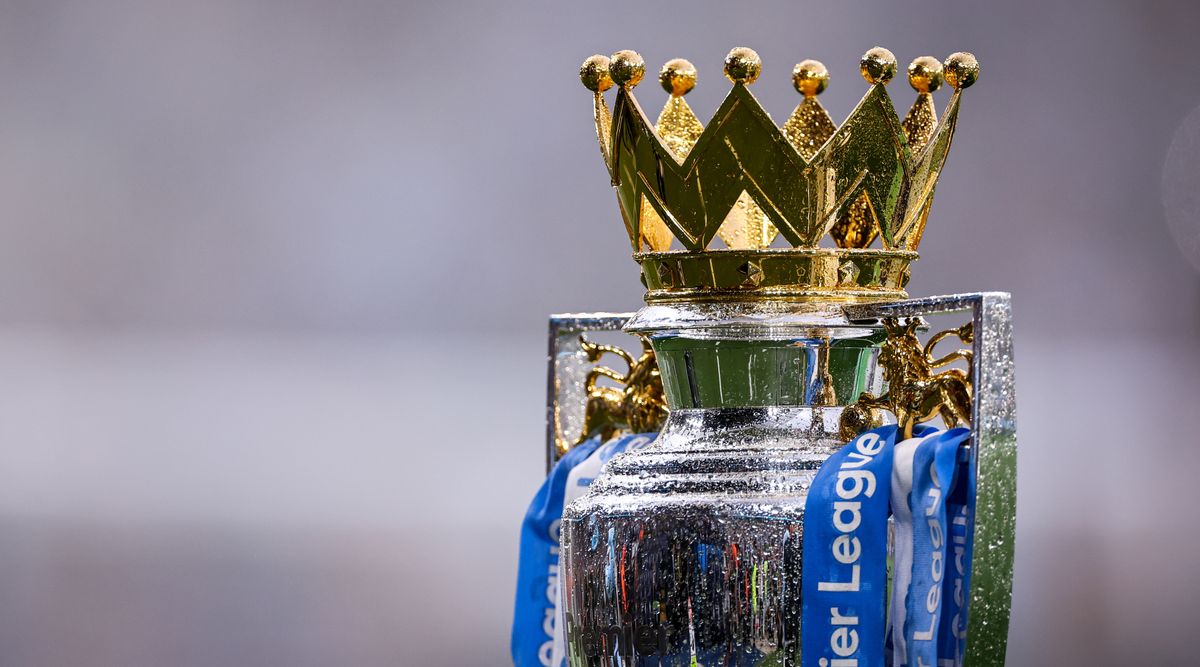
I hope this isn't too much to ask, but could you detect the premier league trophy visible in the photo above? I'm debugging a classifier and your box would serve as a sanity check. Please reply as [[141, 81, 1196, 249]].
[[513, 46, 1016, 667]]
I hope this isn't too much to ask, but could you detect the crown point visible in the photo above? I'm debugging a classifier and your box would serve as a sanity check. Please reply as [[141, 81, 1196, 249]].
[[724, 47, 762, 84], [907, 56, 944, 94], [609, 50, 645, 88], [659, 58, 697, 96], [860, 47, 897, 84], [580, 55, 613, 93], [943, 52, 980, 89], [792, 59, 829, 97]]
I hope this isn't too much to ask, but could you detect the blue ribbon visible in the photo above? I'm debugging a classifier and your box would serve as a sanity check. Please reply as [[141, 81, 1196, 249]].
[[803, 425, 972, 667], [904, 428, 971, 667], [511, 435, 605, 667], [516, 426, 974, 667], [801, 425, 902, 666], [940, 463, 973, 665], [511, 433, 655, 667]]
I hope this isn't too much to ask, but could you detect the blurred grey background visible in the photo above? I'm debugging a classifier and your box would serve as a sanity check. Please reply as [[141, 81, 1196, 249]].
[[0, 0, 1196, 665]]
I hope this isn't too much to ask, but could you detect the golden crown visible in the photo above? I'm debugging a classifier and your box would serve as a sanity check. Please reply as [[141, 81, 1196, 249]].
[[580, 46, 979, 303]]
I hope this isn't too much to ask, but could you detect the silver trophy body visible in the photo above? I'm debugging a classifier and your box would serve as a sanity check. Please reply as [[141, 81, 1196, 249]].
[[549, 295, 1015, 665]]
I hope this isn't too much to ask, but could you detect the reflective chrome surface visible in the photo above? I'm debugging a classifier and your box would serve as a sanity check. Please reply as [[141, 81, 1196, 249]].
[[561, 314, 885, 665], [551, 293, 1016, 666], [561, 406, 841, 666]]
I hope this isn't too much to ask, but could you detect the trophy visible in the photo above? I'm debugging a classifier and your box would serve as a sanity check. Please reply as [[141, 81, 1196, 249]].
[[518, 46, 1016, 667]]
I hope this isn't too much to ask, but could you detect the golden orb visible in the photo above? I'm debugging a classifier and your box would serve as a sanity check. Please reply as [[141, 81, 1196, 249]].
[[608, 50, 645, 88], [579, 55, 613, 93], [943, 52, 980, 89], [838, 404, 886, 441], [860, 47, 897, 85], [792, 59, 829, 97], [907, 56, 944, 94], [723, 47, 762, 84], [659, 58, 697, 96]]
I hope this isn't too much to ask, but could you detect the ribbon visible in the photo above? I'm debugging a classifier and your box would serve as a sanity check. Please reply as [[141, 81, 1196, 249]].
[[941, 439, 974, 666], [803, 426, 972, 667], [940, 453, 973, 666], [801, 425, 903, 666], [511, 433, 655, 667], [516, 426, 974, 667], [511, 435, 605, 667], [901, 428, 971, 667], [888, 435, 922, 664]]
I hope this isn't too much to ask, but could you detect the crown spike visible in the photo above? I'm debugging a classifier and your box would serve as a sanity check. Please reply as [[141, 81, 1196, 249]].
[[640, 59, 705, 251], [609, 50, 645, 88], [784, 60, 836, 160], [786, 59, 856, 248], [579, 55, 615, 174], [860, 47, 897, 84], [944, 52, 980, 89], [724, 47, 762, 84], [713, 47, 770, 249], [832, 54, 895, 249], [651, 61, 705, 162], [902, 56, 943, 154], [894, 54, 978, 250]]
